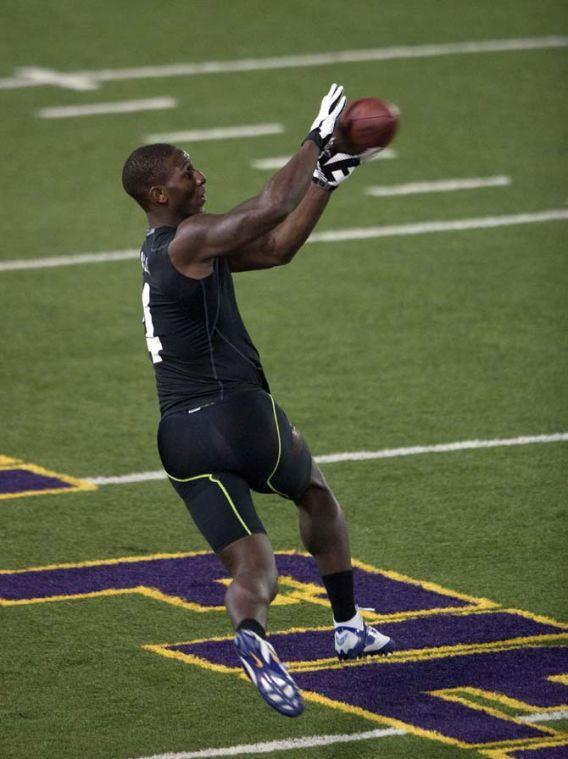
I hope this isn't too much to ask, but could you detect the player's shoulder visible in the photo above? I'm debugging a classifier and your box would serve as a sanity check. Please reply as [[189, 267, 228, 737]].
[[146, 225, 177, 251], [139, 226, 176, 278]]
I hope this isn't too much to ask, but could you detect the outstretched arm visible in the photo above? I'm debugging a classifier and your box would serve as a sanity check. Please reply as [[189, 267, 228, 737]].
[[228, 184, 331, 271], [169, 84, 346, 270], [228, 148, 379, 271]]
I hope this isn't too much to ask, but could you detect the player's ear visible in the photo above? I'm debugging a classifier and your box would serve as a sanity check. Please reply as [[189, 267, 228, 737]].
[[149, 185, 168, 205]]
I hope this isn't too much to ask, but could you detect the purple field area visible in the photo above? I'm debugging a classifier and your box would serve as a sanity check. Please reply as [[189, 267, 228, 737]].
[[0, 468, 73, 495], [164, 617, 568, 749], [0, 552, 480, 614], [171, 610, 566, 666], [506, 744, 568, 758], [294, 647, 568, 745]]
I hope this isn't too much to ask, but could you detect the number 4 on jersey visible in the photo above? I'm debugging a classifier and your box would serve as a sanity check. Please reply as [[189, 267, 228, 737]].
[[142, 282, 163, 364]]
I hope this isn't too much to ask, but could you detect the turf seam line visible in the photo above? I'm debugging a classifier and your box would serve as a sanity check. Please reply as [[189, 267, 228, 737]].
[[86, 433, 568, 486], [1, 209, 567, 272]]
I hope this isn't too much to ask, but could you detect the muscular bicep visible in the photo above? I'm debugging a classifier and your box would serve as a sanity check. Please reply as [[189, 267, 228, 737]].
[[227, 233, 282, 272], [168, 202, 286, 267], [228, 183, 331, 272]]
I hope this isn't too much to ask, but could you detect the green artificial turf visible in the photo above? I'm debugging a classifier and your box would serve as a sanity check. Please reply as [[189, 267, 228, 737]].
[[1, 1, 567, 757]]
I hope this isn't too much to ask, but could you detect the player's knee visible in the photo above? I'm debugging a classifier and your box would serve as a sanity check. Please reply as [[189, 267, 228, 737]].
[[237, 566, 278, 605], [255, 561, 279, 602], [230, 555, 279, 604], [296, 462, 332, 504]]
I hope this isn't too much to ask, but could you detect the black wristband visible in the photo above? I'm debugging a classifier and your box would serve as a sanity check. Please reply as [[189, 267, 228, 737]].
[[311, 176, 335, 192], [302, 129, 324, 151]]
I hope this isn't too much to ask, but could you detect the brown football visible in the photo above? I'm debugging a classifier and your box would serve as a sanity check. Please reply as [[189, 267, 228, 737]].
[[335, 97, 400, 153]]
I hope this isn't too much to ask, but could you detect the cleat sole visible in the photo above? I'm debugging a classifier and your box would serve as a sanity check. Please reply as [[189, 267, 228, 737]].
[[235, 630, 304, 718]]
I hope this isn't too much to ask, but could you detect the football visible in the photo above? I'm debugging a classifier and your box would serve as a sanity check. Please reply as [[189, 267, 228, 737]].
[[335, 97, 400, 153]]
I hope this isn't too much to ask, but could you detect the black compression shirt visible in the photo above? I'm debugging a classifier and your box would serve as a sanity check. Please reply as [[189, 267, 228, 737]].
[[140, 226, 269, 416]]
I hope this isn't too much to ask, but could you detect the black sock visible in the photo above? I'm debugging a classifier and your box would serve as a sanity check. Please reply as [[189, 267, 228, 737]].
[[322, 570, 357, 623], [236, 618, 266, 639]]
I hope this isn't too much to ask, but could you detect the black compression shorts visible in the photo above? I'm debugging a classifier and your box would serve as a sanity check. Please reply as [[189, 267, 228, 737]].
[[157, 389, 313, 552]]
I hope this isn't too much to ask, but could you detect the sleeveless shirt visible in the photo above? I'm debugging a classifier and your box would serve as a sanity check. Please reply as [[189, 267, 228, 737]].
[[140, 226, 269, 416]]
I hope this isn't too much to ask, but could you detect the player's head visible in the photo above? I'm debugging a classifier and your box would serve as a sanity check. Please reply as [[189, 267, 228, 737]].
[[121, 144, 206, 217]]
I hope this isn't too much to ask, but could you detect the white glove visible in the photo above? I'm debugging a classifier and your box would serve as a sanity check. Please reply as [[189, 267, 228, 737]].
[[304, 83, 346, 152], [312, 146, 382, 192]]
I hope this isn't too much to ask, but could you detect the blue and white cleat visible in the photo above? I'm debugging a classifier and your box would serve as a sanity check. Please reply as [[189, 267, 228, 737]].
[[235, 629, 304, 717], [335, 612, 395, 661]]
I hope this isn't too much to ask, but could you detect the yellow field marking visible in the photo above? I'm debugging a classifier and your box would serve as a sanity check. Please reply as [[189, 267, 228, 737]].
[[215, 575, 325, 607], [300, 689, 473, 749], [430, 686, 568, 715], [149, 634, 538, 757], [428, 689, 561, 738], [3, 545, 566, 754], [277, 576, 329, 606], [3, 550, 567, 637], [548, 674, 568, 685], [146, 642, 568, 754], [504, 608, 568, 631], [143, 643, 239, 674], [356, 605, 502, 624], [275, 551, 499, 620], [143, 642, 490, 753], [145, 626, 568, 675], [0, 462, 97, 501], [352, 557, 498, 610], [0, 550, 209, 574], [148, 614, 567, 653], [302, 690, 567, 753], [0, 456, 20, 466], [0, 585, 225, 613], [288, 638, 568, 673], [481, 735, 568, 757], [147, 624, 333, 651]]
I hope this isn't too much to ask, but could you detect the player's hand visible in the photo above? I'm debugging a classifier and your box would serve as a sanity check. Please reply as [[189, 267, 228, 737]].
[[312, 145, 383, 191], [312, 145, 382, 192], [304, 84, 346, 152], [312, 151, 358, 191]]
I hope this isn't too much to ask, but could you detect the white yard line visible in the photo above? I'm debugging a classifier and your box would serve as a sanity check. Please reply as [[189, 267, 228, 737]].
[[252, 149, 396, 170], [8, 66, 99, 91], [1, 208, 567, 273], [1, 37, 566, 90], [128, 711, 568, 759], [518, 710, 568, 723], [366, 176, 511, 197], [314, 433, 568, 465], [308, 208, 568, 243], [146, 124, 284, 143], [0, 250, 139, 272], [87, 433, 568, 486], [38, 97, 177, 119], [91, 470, 167, 486], [130, 728, 406, 759]]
